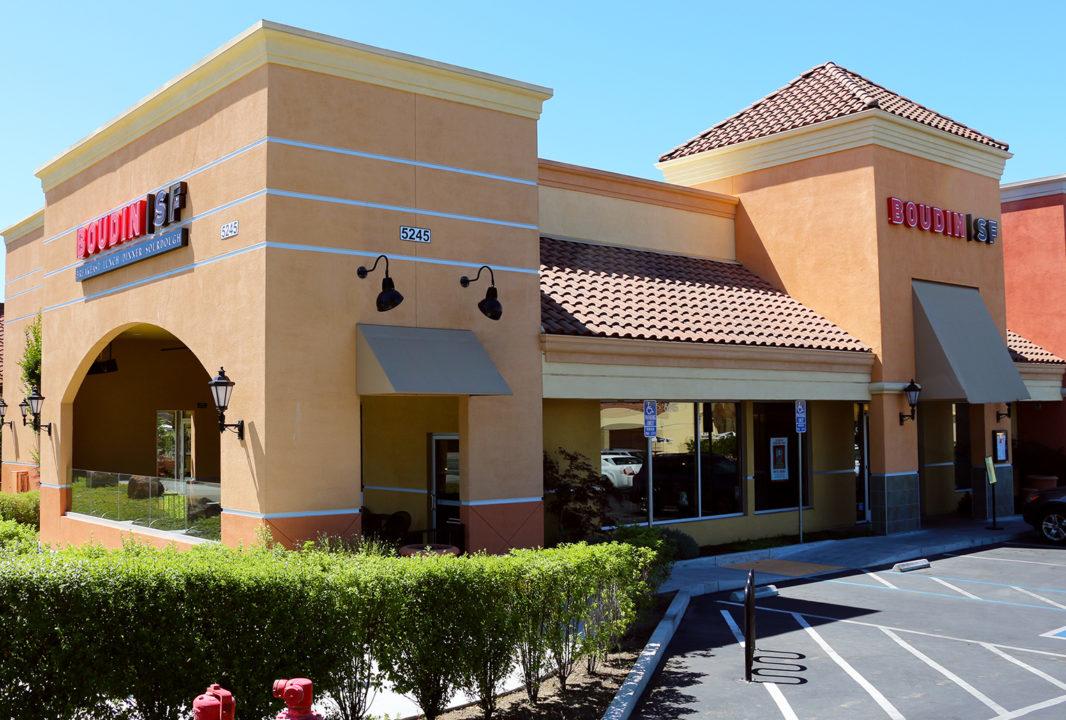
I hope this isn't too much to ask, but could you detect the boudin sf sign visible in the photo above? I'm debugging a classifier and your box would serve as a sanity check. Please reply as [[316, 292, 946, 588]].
[[74, 182, 189, 281], [887, 196, 999, 244]]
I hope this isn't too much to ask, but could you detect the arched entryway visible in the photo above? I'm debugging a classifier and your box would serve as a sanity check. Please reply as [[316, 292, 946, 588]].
[[68, 324, 221, 540]]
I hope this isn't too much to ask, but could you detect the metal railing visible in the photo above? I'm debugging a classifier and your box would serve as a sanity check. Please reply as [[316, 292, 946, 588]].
[[70, 469, 221, 540]]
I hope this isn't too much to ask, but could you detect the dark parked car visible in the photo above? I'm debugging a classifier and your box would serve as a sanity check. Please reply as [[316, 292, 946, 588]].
[[1021, 487, 1066, 544]]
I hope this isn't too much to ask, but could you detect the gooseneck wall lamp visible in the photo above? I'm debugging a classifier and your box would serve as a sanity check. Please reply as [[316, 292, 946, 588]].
[[357, 255, 404, 312], [459, 265, 503, 321], [26, 388, 52, 437], [899, 379, 922, 426], [996, 404, 1012, 423], [208, 367, 244, 440]]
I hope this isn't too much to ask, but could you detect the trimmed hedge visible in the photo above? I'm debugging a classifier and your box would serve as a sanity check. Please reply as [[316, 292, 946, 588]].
[[0, 490, 40, 529], [0, 540, 653, 720], [0, 519, 37, 553]]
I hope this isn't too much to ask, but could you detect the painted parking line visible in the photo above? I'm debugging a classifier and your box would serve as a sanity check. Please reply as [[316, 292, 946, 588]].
[[982, 644, 1066, 692], [827, 578, 1066, 613], [989, 693, 1066, 720], [946, 553, 1066, 568], [918, 573, 1066, 597], [881, 628, 1007, 715], [929, 576, 981, 600], [718, 609, 799, 720], [1011, 587, 1066, 610], [791, 613, 905, 720], [719, 601, 1066, 660], [864, 570, 899, 589], [1039, 626, 1066, 640]]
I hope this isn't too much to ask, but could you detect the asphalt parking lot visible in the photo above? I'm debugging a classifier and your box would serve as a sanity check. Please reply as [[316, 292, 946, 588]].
[[637, 543, 1066, 720]]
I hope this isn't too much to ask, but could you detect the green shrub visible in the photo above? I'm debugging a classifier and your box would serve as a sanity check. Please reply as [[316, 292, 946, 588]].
[[658, 527, 700, 560], [606, 525, 679, 590], [0, 490, 40, 529], [0, 538, 653, 720]]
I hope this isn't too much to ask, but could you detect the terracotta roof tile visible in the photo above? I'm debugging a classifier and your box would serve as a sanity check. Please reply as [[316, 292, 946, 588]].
[[540, 237, 869, 353], [1007, 330, 1063, 364], [660, 62, 1007, 162]]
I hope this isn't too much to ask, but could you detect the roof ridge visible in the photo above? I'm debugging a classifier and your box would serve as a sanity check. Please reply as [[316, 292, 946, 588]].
[[823, 62, 880, 110]]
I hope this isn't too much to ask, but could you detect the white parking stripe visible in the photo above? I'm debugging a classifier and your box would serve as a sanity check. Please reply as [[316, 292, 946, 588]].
[[791, 613, 906, 719], [929, 577, 980, 600], [946, 553, 1066, 568], [988, 693, 1066, 719], [865, 571, 899, 589], [719, 609, 799, 720], [1011, 586, 1066, 610], [982, 644, 1066, 692], [881, 629, 1007, 714]]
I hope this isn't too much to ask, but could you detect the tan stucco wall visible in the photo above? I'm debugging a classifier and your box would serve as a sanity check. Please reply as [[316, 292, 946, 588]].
[[538, 185, 735, 260]]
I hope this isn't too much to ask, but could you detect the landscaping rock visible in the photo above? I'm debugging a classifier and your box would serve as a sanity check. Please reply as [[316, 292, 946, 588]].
[[127, 476, 164, 500]]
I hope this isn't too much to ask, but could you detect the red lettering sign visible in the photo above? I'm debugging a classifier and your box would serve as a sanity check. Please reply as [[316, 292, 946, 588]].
[[904, 201, 918, 228], [887, 196, 996, 244], [74, 194, 159, 259], [932, 207, 945, 234], [888, 197, 904, 224]]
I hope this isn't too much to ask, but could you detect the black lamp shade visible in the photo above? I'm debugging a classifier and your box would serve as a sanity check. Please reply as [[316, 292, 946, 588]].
[[376, 276, 404, 312], [903, 379, 922, 407], [477, 285, 503, 321], [209, 367, 235, 412], [27, 388, 44, 416], [0, 398, 7, 420], [18, 400, 29, 420]]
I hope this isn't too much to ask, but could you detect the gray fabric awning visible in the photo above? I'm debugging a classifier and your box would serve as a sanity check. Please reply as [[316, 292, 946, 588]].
[[357, 324, 511, 396], [913, 281, 1029, 403]]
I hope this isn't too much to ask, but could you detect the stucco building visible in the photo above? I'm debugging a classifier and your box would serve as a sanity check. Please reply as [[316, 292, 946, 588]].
[[1, 22, 1057, 551]]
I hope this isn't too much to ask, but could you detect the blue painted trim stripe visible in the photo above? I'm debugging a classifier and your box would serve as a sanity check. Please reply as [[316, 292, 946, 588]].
[[265, 188, 538, 230], [43, 261, 80, 279], [461, 496, 542, 507], [269, 136, 537, 186], [264, 241, 538, 275], [8, 267, 42, 282], [39, 482, 72, 489], [6, 284, 42, 299], [364, 485, 428, 495], [222, 507, 361, 519], [1, 461, 39, 467], [41, 138, 269, 246]]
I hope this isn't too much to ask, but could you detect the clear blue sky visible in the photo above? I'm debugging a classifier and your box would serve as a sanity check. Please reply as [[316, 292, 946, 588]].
[[2, 1, 1064, 299]]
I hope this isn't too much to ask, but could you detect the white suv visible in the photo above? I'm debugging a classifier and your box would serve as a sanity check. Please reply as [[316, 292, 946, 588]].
[[601, 453, 643, 489]]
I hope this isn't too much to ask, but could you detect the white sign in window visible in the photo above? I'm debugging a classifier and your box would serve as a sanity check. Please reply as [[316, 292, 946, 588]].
[[770, 437, 789, 481]]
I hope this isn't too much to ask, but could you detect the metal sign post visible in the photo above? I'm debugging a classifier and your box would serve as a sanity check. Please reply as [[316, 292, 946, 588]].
[[985, 455, 1001, 530], [644, 401, 657, 527], [795, 400, 807, 544]]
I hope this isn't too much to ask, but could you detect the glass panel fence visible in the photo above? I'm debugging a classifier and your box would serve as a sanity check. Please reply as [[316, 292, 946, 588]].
[[70, 469, 221, 540]]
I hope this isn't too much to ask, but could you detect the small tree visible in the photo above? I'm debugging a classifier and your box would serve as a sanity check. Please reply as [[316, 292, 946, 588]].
[[543, 449, 612, 543], [18, 315, 42, 397]]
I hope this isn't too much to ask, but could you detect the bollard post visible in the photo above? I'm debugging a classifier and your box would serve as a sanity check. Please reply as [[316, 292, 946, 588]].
[[744, 568, 756, 682]]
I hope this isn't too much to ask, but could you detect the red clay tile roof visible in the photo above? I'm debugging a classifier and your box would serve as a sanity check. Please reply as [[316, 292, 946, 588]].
[[1007, 330, 1064, 364], [540, 237, 869, 353], [660, 62, 1008, 162]]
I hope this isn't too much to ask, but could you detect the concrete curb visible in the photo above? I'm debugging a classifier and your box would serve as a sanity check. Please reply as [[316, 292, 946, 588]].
[[601, 590, 691, 720]]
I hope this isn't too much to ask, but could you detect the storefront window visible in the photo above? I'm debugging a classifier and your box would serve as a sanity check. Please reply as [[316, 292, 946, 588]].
[[953, 403, 972, 491], [650, 403, 698, 521], [599, 402, 649, 526], [700, 402, 742, 516], [753, 402, 809, 512]]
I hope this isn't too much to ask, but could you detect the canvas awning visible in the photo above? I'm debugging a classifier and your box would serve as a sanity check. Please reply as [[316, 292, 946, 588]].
[[357, 324, 511, 396], [912, 281, 1029, 403]]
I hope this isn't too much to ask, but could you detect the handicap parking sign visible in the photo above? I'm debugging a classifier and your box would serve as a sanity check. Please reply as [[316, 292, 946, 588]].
[[795, 400, 807, 434], [644, 400, 657, 438]]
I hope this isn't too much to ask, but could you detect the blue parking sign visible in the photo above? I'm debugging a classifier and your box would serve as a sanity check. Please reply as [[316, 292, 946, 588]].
[[644, 400, 657, 438], [795, 400, 807, 434]]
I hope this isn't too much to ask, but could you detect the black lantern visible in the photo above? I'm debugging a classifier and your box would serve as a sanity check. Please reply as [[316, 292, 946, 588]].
[[357, 255, 404, 312], [459, 265, 503, 321], [208, 367, 244, 440], [996, 403, 1012, 423], [26, 387, 52, 436], [18, 399, 29, 427], [899, 379, 922, 425], [0, 398, 10, 430]]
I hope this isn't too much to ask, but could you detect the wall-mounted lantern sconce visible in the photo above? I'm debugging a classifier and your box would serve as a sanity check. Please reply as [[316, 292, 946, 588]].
[[357, 254, 404, 312], [26, 388, 52, 437], [0, 398, 10, 430], [996, 403, 1012, 423], [899, 379, 922, 425], [18, 399, 30, 427], [208, 367, 244, 440], [459, 265, 503, 321]]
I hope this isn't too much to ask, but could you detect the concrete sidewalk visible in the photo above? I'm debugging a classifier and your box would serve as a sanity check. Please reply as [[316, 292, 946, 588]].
[[660, 515, 1034, 595]]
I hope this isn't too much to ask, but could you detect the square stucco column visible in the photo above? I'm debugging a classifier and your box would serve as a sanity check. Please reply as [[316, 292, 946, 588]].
[[868, 393, 922, 534], [459, 393, 544, 553], [968, 404, 1014, 519]]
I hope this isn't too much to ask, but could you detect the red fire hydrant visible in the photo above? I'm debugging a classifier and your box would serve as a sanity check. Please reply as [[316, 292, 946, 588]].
[[273, 678, 322, 720], [193, 684, 236, 720]]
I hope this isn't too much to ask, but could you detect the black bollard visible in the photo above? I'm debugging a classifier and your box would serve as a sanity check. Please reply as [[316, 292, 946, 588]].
[[744, 568, 756, 682]]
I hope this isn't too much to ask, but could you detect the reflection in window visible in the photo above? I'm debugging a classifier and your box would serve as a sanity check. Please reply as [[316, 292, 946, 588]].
[[753, 402, 809, 511], [952, 403, 972, 491], [599, 403, 649, 526], [650, 403, 698, 521], [700, 403, 742, 516]]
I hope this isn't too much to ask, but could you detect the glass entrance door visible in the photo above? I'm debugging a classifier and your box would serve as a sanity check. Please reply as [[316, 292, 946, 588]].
[[429, 434, 460, 531], [156, 410, 194, 480], [855, 403, 870, 523]]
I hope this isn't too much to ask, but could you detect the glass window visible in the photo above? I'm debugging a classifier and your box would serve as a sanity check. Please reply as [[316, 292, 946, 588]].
[[753, 402, 809, 512], [700, 402, 742, 516], [599, 402, 649, 526], [650, 402, 698, 522]]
